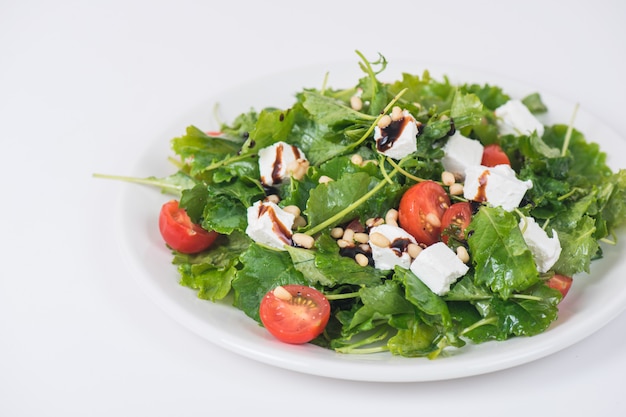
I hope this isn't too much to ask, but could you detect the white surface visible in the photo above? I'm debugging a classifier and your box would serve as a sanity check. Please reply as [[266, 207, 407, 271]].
[[2, 0, 625, 414]]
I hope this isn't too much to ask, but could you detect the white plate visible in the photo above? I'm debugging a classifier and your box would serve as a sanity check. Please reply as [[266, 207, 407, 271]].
[[115, 60, 626, 382]]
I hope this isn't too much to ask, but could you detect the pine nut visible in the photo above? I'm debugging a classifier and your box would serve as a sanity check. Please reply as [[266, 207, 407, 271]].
[[292, 233, 315, 249], [391, 106, 403, 121], [377, 114, 392, 129], [355, 253, 369, 267], [350, 154, 364, 166], [441, 171, 455, 186], [456, 246, 470, 263], [369, 232, 391, 248], [318, 175, 333, 184], [408, 243, 422, 258], [358, 243, 372, 253], [273, 286, 292, 301], [385, 208, 399, 226], [282, 205, 301, 217], [366, 217, 384, 228], [350, 95, 363, 111], [342, 228, 355, 242], [330, 227, 344, 239], [293, 215, 307, 229], [449, 183, 464, 196], [337, 239, 353, 248], [266, 194, 280, 204], [354, 232, 370, 244], [426, 212, 441, 228]]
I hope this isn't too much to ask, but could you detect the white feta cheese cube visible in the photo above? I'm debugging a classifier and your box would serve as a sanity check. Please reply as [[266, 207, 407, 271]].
[[373, 110, 419, 160], [369, 224, 417, 271], [258, 141, 308, 187], [494, 99, 545, 137], [519, 216, 562, 273], [409, 242, 469, 295], [442, 131, 484, 179], [245, 200, 294, 250], [463, 164, 533, 211]]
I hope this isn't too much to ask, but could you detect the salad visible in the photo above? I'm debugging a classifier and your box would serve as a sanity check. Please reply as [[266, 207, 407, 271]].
[[98, 52, 626, 359]]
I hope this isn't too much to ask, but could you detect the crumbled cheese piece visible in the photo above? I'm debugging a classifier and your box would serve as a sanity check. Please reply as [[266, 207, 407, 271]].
[[258, 141, 308, 187], [369, 224, 417, 271], [409, 242, 469, 295], [494, 99, 545, 137], [245, 200, 294, 250], [463, 164, 533, 211], [373, 110, 420, 160], [442, 131, 484, 179], [519, 216, 562, 273]]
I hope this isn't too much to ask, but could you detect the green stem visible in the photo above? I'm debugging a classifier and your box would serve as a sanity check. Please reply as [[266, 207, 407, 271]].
[[92, 173, 181, 191], [511, 294, 543, 301], [561, 103, 580, 157], [204, 152, 252, 171], [385, 157, 429, 183], [325, 291, 360, 301], [304, 165, 400, 236], [461, 316, 498, 335], [355, 50, 377, 102]]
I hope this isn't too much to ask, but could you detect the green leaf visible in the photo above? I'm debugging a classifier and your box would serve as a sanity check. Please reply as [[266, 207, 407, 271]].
[[301, 91, 373, 127], [347, 280, 415, 331], [171, 126, 244, 176], [467, 207, 539, 298], [247, 108, 296, 151], [394, 267, 452, 329], [522, 92, 548, 114], [304, 171, 372, 229], [173, 232, 250, 301], [231, 244, 308, 322], [553, 216, 599, 275], [387, 318, 440, 358], [472, 284, 561, 340]]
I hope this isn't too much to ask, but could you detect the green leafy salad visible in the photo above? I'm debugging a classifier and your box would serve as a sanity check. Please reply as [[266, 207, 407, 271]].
[[100, 52, 626, 358]]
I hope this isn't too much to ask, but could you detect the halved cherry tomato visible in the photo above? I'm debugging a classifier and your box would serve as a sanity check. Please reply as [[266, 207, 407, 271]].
[[398, 180, 451, 246], [547, 274, 573, 299], [440, 202, 472, 244], [259, 284, 330, 344], [481, 143, 510, 167], [158, 200, 219, 254]]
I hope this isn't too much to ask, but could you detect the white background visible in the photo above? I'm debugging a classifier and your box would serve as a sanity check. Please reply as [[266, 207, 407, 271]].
[[2, 0, 625, 415]]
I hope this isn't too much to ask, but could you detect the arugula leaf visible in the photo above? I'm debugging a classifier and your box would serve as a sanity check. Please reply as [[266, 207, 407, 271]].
[[470, 284, 561, 340], [553, 216, 599, 275], [171, 126, 244, 176], [347, 280, 416, 331], [304, 171, 372, 229], [468, 207, 539, 298], [387, 318, 441, 357], [231, 243, 309, 322], [301, 91, 374, 127], [173, 232, 250, 301], [393, 267, 452, 329]]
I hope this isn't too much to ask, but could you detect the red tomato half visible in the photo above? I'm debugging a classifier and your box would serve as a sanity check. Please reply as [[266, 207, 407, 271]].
[[158, 200, 219, 254], [547, 274, 573, 299], [259, 284, 331, 344], [481, 144, 510, 167], [398, 181, 451, 246], [440, 202, 472, 244]]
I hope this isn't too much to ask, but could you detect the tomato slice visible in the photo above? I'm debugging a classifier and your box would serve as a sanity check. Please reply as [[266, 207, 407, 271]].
[[547, 274, 573, 299], [481, 143, 510, 167], [398, 180, 451, 246], [259, 284, 331, 344], [440, 202, 472, 244], [158, 200, 219, 254]]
